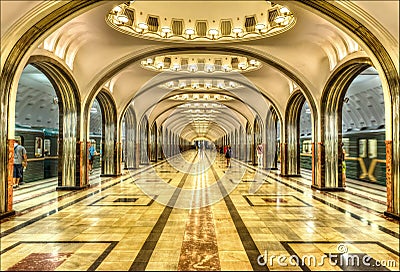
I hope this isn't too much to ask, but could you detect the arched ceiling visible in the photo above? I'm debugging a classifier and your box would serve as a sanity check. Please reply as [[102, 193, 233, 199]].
[[15, 65, 102, 135], [299, 67, 385, 137], [4, 1, 397, 142]]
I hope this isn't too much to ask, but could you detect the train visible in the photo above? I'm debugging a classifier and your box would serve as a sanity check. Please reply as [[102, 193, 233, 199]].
[[300, 128, 386, 186], [15, 125, 102, 183], [15, 124, 386, 186]]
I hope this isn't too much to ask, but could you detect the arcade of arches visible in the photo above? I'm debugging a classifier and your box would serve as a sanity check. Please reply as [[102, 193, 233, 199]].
[[1, 1, 399, 271]]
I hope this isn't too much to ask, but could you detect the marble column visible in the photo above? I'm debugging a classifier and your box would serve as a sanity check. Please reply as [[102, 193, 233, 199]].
[[265, 116, 277, 170], [312, 142, 324, 189], [79, 141, 88, 187], [384, 140, 399, 219], [311, 142, 316, 186], [280, 142, 287, 176]]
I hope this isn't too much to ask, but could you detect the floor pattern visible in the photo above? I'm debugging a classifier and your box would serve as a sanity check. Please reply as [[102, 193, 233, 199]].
[[1, 150, 399, 271]]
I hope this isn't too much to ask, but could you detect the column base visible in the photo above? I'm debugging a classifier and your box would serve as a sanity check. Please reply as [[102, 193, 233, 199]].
[[280, 174, 302, 177], [311, 185, 346, 192], [56, 185, 89, 191], [384, 211, 400, 221], [124, 167, 138, 170], [0, 210, 16, 220]]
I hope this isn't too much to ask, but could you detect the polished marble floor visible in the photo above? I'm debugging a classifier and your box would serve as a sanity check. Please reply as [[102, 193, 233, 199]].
[[1, 150, 399, 271]]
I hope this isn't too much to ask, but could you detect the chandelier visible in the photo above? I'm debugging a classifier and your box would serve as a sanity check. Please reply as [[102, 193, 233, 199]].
[[162, 79, 240, 90], [106, 1, 295, 43], [141, 54, 261, 73]]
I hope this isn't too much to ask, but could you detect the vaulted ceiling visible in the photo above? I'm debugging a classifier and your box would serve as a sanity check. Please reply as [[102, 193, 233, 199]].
[[4, 1, 398, 141]]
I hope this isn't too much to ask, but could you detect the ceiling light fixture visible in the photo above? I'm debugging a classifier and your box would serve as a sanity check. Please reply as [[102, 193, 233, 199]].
[[185, 28, 195, 39], [117, 15, 129, 24], [107, 3, 295, 42], [255, 23, 266, 31], [141, 54, 261, 73], [280, 7, 290, 14], [208, 29, 219, 39], [274, 16, 285, 24]]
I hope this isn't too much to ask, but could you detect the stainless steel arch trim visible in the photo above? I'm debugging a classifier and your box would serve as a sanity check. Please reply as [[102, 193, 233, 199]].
[[96, 89, 119, 176], [321, 58, 371, 189], [123, 105, 137, 169], [283, 90, 306, 177], [28, 55, 82, 189]]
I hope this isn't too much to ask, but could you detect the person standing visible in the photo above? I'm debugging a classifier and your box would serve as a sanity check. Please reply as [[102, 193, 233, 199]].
[[256, 143, 263, 167], [225, 145, 232, 167], [88, 140, 98, 174], [342, 148, 346, 186], [13, 139, 27, 188]]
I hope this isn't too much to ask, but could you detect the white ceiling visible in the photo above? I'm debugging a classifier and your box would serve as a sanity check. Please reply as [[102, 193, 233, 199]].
[[3, 1, 398, 141]]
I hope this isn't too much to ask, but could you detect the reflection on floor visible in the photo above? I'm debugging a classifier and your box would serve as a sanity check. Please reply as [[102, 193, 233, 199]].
[[1, 150, 399, 271]]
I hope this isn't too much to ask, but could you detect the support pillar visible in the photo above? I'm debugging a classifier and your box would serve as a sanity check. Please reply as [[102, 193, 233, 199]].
[[384, 140, 399, 219], [311, 142, 345, 192], [1, 139, 16, 218]]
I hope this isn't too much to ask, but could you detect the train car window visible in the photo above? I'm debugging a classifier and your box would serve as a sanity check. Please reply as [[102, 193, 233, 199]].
[[359, 139, 367, 158], [44, 139, 51, 156], [302, 140, 312, 154], [368, 139, 377, 158], [35, 137, 43, 157]]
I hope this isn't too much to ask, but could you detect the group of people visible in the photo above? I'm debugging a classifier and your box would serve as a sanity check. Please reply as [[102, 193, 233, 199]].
[[11, 139, 99, 189], [12, 139, 346, 186]]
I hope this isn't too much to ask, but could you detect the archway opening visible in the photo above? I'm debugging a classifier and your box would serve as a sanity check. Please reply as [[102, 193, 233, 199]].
[[14, 64, 60, 194], [341, 67, 387, 192], [299, 101, 312, 174], [88, 98, 102, 176]]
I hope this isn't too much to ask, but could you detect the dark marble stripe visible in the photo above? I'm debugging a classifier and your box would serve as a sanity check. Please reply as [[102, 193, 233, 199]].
[[9, 177, 114, 216], [178, 207, 221, 271], [0, 163, 163, 237], [129, 154, 197, 271], [14, 183, 56, 199], [280, 242, 311, 271], [6, 252, 72, 271], [344, 186, 386, 204], [0, 240, 118, 271], [178, 169, 220, 271], [233, 160, 399, 242], [88, 241, 118, 271], [266, 175, 400, 239], [272, 171, 387, 212], [209, 160, 269, 271], [14, 188, 56, 204]]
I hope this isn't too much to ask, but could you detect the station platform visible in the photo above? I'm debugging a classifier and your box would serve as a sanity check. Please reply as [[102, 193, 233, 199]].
[[1, 151, 398, 271]]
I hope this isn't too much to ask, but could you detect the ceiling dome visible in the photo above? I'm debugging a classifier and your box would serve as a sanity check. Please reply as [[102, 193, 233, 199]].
[[106, 1, 295, 43]]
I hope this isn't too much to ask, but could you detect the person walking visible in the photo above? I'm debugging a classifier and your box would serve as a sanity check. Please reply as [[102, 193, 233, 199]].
[[225, 145, 232, 167], [256, 143, 263, 167], [13, 139, 27, 188]]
